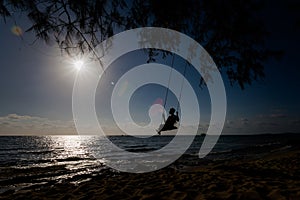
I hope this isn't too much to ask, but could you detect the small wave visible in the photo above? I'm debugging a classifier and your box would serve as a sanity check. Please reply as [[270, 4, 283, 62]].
[[0, 149, 55, 156], [0, 160, 104, 192], [254, 142, 281, 147], [208, 149, 233, 155], [271, 145, 292, 152], [126, 147, 158, 152], [123, 144, 148, 148], [55, 156, 95, 162]]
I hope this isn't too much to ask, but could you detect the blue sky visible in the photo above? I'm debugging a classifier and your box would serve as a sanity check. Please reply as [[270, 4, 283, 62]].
[[0, 1, 299, 135]]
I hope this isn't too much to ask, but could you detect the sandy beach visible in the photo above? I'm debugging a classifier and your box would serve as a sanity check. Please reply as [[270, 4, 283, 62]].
[[2, 139, 300, 200]]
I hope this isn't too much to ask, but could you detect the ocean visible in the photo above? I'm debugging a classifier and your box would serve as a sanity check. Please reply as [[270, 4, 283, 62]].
[[0, 134, 299, 194]]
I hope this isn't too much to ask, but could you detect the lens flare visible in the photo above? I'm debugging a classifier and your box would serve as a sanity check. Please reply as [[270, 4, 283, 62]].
[[117, 80, 128, 96], [151, 98, 164, 115], [11, 25, 23, 36], [153, 98, 163, 105]]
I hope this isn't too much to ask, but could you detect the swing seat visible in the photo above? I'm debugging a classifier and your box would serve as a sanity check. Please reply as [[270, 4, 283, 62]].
[[157, 123, 178, 134]]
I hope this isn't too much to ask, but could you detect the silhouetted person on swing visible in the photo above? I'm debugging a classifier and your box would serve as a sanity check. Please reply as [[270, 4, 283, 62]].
[[158, 108, 179, 135]]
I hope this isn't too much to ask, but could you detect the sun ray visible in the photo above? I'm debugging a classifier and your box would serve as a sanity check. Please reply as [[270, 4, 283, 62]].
[[73, 60, 84, 71]]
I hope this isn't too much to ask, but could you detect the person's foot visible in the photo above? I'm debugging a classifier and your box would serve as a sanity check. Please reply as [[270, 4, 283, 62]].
[[156, 129, 161, 135]]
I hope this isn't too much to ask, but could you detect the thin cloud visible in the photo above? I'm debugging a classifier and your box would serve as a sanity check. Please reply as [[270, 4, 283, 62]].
[[258, 122, 279, 127], [7, 114, 31, 120], [270, 114, 287, 118], [240, 118, 249, 125], [0, 114, 76, 135]]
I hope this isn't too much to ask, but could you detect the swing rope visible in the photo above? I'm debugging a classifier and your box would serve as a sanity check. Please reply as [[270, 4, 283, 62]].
[[161, 55, 188, 124], [160, 54, 175, 124], [176, 61, 188, 111], [163, 54, 175, 109]]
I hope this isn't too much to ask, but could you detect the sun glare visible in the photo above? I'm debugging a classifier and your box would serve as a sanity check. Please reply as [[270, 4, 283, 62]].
[[74, 60, 84, 71]]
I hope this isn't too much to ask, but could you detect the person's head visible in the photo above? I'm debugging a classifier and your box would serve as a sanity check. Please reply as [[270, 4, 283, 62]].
[[169, 108, 175, 115]]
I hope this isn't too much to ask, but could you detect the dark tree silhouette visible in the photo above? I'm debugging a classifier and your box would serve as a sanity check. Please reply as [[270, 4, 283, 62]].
[[0, 0, 281, 89]]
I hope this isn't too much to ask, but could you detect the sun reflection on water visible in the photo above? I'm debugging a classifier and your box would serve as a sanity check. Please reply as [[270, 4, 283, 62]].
[[48, 136, 92, 159]]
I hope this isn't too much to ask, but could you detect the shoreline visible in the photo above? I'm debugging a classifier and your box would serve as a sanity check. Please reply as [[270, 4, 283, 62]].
[[2, 144, 300, 200]]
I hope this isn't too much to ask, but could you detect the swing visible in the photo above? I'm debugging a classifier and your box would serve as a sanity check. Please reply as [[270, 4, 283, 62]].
[[157, 54, 188, 134]]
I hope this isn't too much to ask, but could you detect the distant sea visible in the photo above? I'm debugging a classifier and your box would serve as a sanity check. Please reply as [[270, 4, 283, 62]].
[[0, 134, 299, 194]]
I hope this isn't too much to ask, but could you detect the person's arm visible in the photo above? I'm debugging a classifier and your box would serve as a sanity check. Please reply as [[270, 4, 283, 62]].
[[176, 112, 179, 122]]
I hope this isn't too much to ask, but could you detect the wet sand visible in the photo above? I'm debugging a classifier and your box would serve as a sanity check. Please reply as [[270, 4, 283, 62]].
[[2, 144, 300, 200]]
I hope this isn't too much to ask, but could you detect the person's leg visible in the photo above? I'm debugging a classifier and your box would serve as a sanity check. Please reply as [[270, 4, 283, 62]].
[[157, 126, 166, 135], [157, 122, 178, 134], [157, 124, 164, 135]]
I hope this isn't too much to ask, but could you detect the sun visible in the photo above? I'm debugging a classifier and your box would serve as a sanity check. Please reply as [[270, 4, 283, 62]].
[[73, 60, 84, 71]]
